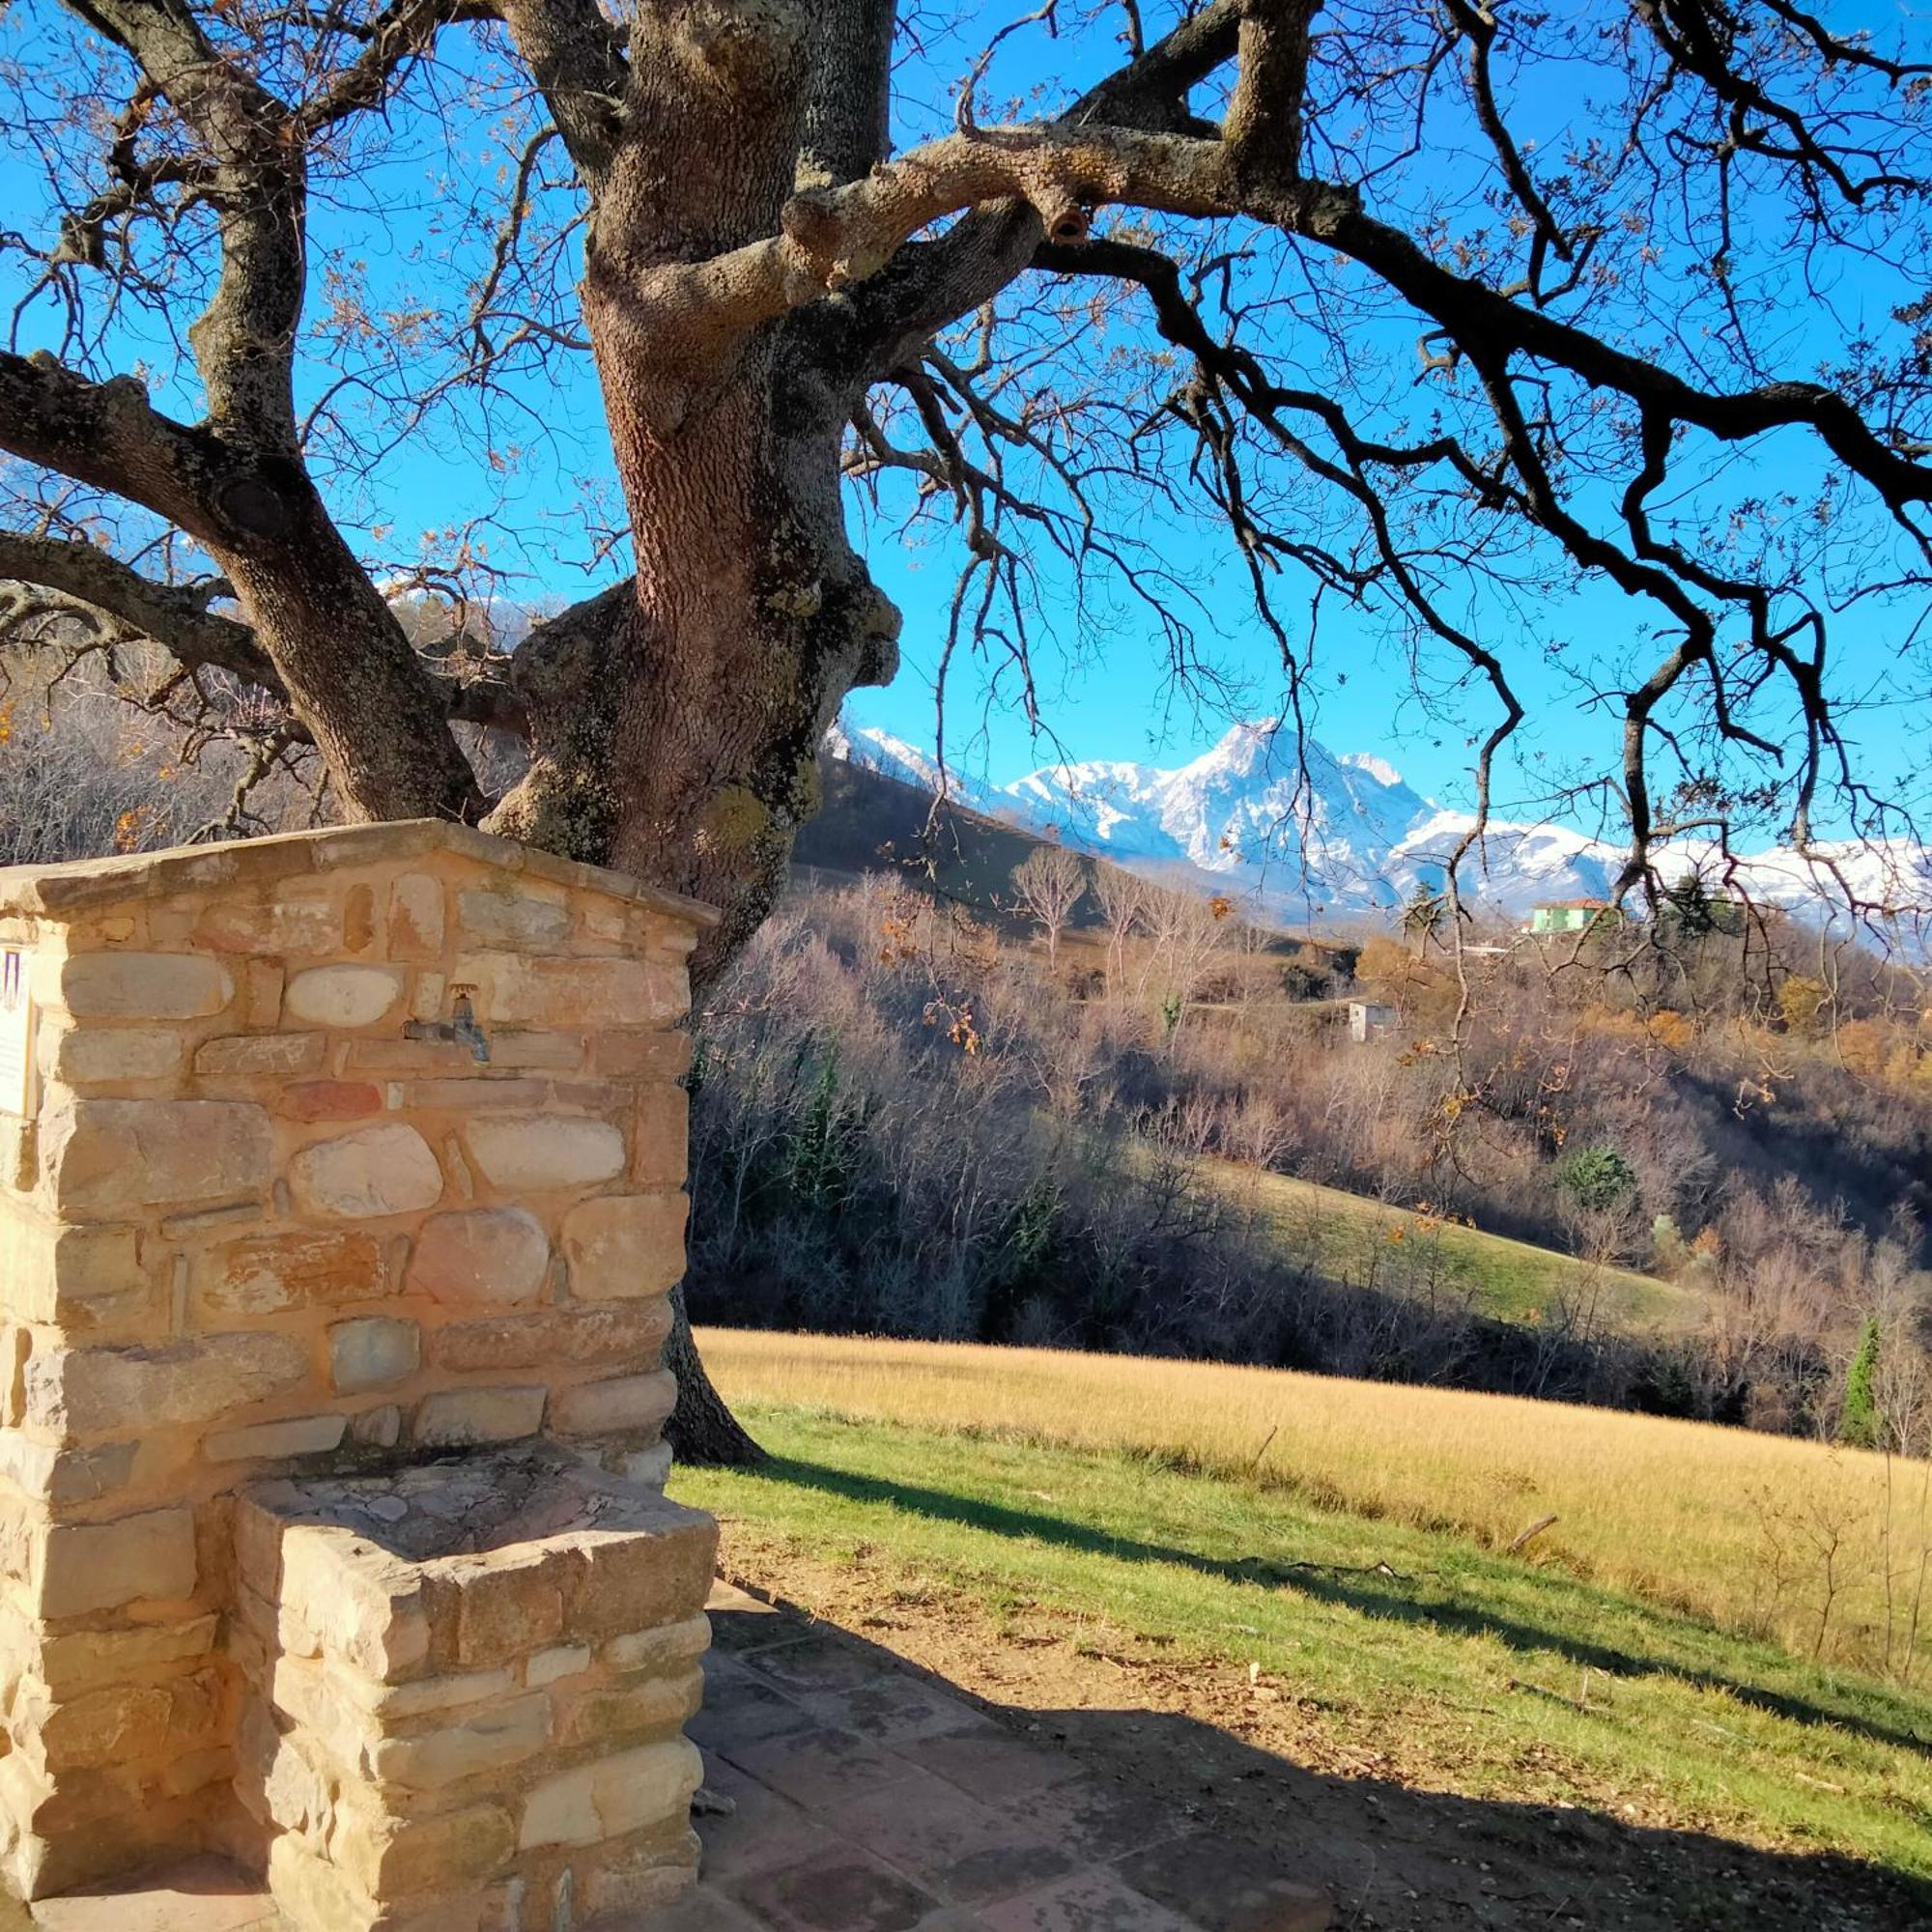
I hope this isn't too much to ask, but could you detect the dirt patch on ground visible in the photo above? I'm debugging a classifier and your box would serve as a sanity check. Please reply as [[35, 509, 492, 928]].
[[715, 1527, 1932, 1932]]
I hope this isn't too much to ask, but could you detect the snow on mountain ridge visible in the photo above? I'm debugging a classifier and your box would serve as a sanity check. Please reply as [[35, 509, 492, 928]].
[[833, 721, 1932, 926]]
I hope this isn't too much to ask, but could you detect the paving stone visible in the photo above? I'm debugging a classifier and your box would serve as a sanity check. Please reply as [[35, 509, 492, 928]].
[[989, 1775, 1198, 1864], [969, 1865, 1205, 1932], [723, 1725, 905, 1809], [709, 1609, 810, 1658], [30, 1856, 278, 1931], [688, 1672, 819, 1755], [822, 1765, 1075, 1905], [1114, 1835, 1331, 1932], [726, 1843, 938, 1932], [797, 1676, 998, 1747], [741, 1630, 895, 1694], [694, 1759, 842, 1885], [898, 1726, 1088, 1803]]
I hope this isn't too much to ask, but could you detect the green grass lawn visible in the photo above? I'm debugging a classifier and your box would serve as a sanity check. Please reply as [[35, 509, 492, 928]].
[[1210, 1159, 1705, 1333], [673, 1402, 1932, 1889]]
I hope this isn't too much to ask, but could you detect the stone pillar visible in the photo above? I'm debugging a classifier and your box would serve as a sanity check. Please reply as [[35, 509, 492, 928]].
[[0, 821, 719, 1927]]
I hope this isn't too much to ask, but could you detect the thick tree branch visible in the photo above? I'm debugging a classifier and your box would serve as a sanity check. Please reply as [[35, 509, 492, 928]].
[[0, 532, 273, 689], [64, 0, 306, 444], [497, 0, 628, 183], [799, 0, 895, 187], [0, 353, 226, 541]]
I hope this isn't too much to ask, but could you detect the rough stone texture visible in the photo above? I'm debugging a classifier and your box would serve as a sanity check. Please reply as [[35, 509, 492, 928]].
[[406, 1208, 550, 1306], [328, 1317, 420, 1393], [233, 1450, 716, 1926], [287, 1122, 444, 1221], [56, 953, 231, 1022], [463, 1116, 626, 1194], [0, 820, 716, 1923], [42, 1098, 273, 1217], [282, 966, 404, 1030], [562, 1193, 689, 1300], [412, 1385, 547, 1450]]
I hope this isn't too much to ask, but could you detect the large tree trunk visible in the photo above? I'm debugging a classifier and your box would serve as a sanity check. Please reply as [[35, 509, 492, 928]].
[[485, 14, 901, 1461]]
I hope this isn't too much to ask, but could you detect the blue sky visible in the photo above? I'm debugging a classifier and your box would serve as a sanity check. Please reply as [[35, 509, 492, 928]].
[[2, 0, 1927, 838]]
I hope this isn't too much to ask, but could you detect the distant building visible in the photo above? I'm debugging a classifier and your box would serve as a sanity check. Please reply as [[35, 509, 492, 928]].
[[1527, 898, 1613, 936], [1349, 1000, 1397, 1042]]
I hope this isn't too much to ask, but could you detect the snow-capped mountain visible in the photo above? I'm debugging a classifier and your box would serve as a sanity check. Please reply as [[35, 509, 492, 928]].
[[830, 717, 1932, 929]]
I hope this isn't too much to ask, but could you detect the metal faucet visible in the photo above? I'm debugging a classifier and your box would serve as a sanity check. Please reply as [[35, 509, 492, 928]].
[[404, 987, 491, 1064]]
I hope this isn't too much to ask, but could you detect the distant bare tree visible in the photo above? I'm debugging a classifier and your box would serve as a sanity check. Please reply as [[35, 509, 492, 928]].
[[1092, 863, 1148, 998], [1142, 884, 1235, 1030], [1012, 843, 1086, 964]]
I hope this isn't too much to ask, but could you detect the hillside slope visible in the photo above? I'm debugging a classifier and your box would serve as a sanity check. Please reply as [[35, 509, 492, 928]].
[[678, 1333, 1932, 1927], [1198, 1156, 1705, 1334]]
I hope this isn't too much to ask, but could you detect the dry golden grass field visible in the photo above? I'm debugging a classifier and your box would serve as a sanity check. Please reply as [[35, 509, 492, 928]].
[[695, 1327, 1932, 1672]]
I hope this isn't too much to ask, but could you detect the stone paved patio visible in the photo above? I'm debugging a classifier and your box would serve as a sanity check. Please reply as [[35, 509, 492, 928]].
[[12, 1582, 1331, 1932]]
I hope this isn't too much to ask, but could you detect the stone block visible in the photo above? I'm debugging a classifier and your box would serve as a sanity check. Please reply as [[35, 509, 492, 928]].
[[271, 1534, 430, 1684], [39, 1615, 220, 1697], [369, 1691, 551, 1793], [197, 1231, 388, 1317], [405, 1207, 549, 1305], [42, 1097, 273, 1217], [361, 1667, 517, 1725], [344, 883, 376, 953], [400, 1077, 550, 1113], [588, 1030, 692, 1080], [336, 1799, 517, 1904], [46, 1028, 182, 1085], [351, 1406, 401, 1449], [457, 955, 685, 1031], [57, 952, 231, 1021], [412, 1385, 546, 1449], [41, 1666, 224, 1771], [193, 1033, 327, 1077], [38, 1507, 196, 1617], [28, 1331, 309, 1435], [526, 1644, 589, 1688], [633, 1083, 692, 1187], [195, 897, 339, 955], [329, 1317, 420, 1393], [518, 1738, 701, 1851], [206, 1414, 348, 1463], [463, 1116, 625, 1193], [602, 1613, 711, 1679], [430, 1303, 670, 1375], [455, 887, 570, 952], [267, 1834, 379, 1932], [4, 1222, 146, 1328], [560, 1193, 687, 1300], [560, 1503, 717, 1639], [554, 1664, 704, 1748], [551, 1370, 676, 1440], [289, 1123, 443, 1220], [438, 1553, 565, 1667], [387, 875, 445, 960], [278, 1081, 384, 1122], [284, 965, 404, 1030], [480, 1032, 582, 1070]]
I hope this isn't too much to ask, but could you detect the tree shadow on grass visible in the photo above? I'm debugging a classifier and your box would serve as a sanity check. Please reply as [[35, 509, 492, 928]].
[[748, 1455, 1932, 1757], [703, 1596, 1932, 1932]]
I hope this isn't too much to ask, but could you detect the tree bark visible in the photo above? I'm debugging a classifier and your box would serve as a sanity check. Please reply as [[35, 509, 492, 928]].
[[662, 1285, 765, 1466]]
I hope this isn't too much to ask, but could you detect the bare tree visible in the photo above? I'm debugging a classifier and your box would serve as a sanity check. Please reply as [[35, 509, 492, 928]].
[[1011, 842, 1086, 964], [1141, 883, 1234, 1032], [1092, 862, 1148, 999], [4, 0, 1932, 1457]]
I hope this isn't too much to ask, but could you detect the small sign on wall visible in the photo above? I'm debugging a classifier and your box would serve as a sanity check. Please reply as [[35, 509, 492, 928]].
[[0, 948, 31, 1118]]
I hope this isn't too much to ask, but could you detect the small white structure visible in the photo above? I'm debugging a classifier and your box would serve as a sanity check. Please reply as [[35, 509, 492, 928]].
[[1349, 999, 1397, 1042]]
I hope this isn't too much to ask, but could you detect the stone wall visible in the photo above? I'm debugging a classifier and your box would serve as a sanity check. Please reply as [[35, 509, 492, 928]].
[[0, 821, 720, 1926]]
